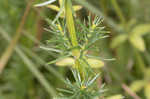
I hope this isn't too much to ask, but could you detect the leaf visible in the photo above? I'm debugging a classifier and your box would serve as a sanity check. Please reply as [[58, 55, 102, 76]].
[[57, 88, 74, 94], [55, 57, 74, 66], [34, 0, 56, 7], [73, 5, 82, 11], [55, 57, 104, 68], [145, 68, 150, 79], [46, 0, 82, 19], [129, 80, 145, 92], [46, 5, 60, 11], [59, 0, 63, 7], [111, 34, 127, 48], [39, 46, 62, 53], [127, 19, 137, 28], [106, 94, 124, 99], [87, 73, 100, 87], [131, 24, 150, 36], [129, 36, 145, 52], [144, 83, 150, 99], [87, 58, 104, 68], [52, 1, 65, 22]]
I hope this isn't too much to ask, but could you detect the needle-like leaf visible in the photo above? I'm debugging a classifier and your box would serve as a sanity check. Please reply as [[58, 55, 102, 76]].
[[34, 0, 56, 7]]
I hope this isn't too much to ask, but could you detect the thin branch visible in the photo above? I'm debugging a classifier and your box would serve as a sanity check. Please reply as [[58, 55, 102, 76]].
[[0, 0, 35, 73], [122, 83, 141, 99]]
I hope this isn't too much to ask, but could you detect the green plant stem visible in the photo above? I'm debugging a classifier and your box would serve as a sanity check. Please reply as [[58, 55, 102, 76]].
[[65, 0, 78, 47], [134, 49, 146, 75], [65, 0, 80, 58], [100, 0, 108, 16], [65, 0, 85, 80], [111, 0, 126, 25]]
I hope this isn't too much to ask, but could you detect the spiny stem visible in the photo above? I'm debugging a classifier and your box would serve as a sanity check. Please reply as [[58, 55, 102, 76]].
[[65, 0, 85, 80], [65, 0, 78, 47], [65, 0, 80, 58]]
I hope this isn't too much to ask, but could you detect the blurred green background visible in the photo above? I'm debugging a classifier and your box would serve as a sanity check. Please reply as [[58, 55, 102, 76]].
[[0, 0, 150, 99]]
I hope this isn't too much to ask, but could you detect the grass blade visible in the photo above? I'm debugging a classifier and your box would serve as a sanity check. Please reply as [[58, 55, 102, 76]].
[[0, 28, 57, 97]]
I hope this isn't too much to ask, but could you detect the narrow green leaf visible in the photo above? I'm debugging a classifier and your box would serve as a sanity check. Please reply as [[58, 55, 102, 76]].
[[55, 57, 74, 66], [129, 36, 145, 52], [87, 58, 104, 68], [34, 0, 56, 7], [106, 94, 124, 99], [129, 80, 145, 92], [131, 24, 150, 36], [111, 0, 126, 24], [40, 46, 62, 53], [57, 88, 74, 94], [111, 34, 127, 48], [47, 5, 60, 11], [144, 83, 150, 99], [87, 73, 100, 87]]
